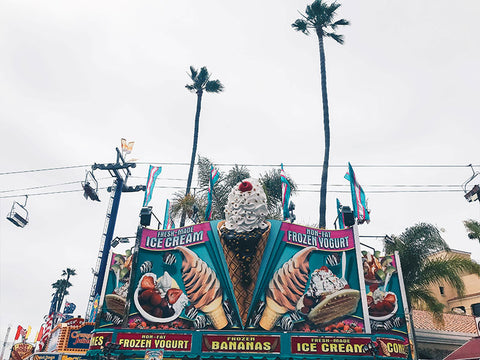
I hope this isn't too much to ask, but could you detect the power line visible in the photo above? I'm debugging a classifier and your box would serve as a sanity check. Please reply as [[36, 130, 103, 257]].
[[0, 164, 91, 176], [1, 163, 477, 176], [137, 162, 479, 169], [0, 186, 465, 199]]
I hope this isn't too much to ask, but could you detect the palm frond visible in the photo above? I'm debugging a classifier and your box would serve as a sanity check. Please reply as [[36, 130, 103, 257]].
[[325, 32, 344, 44], [197, 67, 210, 87], [464, 219, 480, 242], [205, 79, 224, 93], [185, 84, 195, 92], [189, 66, 198, 80], [291, 19, 310, 35], [409, 287, 445, 324], [331, 18, 350, 28]]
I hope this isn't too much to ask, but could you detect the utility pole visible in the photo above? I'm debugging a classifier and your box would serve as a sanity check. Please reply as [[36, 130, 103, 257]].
[[0, 325, 11, 360], [85, 147, 145, 320]]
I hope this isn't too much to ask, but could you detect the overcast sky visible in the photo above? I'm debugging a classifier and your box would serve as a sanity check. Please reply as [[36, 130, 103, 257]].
[[1, 0, 479, 352]]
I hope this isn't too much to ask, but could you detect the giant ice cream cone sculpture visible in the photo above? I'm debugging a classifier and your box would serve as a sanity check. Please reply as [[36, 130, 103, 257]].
[[218, 178, 270, 325], [177, 246, 228, 329], [259, 246, 316, 330]]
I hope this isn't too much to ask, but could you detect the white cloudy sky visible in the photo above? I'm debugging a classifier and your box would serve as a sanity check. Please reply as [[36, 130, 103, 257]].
[[1, 0, 479, 349]]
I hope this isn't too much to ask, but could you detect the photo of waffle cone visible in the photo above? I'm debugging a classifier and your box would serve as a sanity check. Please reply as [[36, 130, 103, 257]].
[[297, 264, 360, 326], [105, 294, 126, 315], [259, 246, 316, 330], [307, 288, 360, 325], [177, 246, 228, 329]]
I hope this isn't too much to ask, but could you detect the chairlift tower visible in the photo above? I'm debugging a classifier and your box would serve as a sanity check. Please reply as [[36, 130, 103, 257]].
[[85, 147, 145, 320]]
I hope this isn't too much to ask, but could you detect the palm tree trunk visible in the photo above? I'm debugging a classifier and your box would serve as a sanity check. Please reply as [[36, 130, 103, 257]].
[[181, 90, 203, 227], [316, 30, 330, 229]]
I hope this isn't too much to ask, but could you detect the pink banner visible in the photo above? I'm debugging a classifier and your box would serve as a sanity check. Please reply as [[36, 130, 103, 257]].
[[141, 222, 212, 250], [280, 223, 355, 251]]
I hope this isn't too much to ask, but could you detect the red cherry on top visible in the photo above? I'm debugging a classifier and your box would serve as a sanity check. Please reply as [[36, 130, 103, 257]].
[[238, 181, 253, 192]]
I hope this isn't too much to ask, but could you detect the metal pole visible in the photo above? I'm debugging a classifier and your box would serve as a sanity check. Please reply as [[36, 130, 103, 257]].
[[0, 325, 11, 360], [94, 178, 124, 298]]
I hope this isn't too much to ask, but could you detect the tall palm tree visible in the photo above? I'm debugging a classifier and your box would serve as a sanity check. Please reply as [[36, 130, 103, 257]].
[[292, 0, 349, 229], [52, 268, 76, 314], [51, 279, 72, 313], [384, 223, 480, 321], [182, 66, 224, 226], [463, 219, 480, 243]]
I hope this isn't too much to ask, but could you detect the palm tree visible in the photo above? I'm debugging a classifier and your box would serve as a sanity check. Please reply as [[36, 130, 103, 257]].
[[384, 223, 480, 321], [292, 0, 349, 229], [463, 219, 480, 243], [182, 66, 224, 226], [193, 157, 297, 220], [52, 268, 76, 314]]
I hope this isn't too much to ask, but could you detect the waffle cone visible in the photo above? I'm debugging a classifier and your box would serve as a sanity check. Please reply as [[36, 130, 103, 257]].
[[201, 296, 228, 329], [307, 288, 360, 325], [218, 220, 270, 326], [259, 297, 287, 330], [105, 294, 126, 315]]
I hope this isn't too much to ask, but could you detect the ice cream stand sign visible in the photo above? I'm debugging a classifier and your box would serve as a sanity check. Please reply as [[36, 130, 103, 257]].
[[88, 179, 413, 359], [126, 222, 242, 331]]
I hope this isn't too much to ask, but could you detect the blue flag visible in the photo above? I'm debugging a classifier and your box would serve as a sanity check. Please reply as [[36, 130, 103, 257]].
[[281, 163, 292, 221], [336, 199, 345, 229], [204, 165, 219, 221], [345, 162, 370, 224], [63, 302, 76, 314], [143, 165, 162, 207]]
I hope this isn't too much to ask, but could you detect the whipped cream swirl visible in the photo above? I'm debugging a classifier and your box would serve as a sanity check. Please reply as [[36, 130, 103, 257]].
[[306, 266, 348, 298], [224, 178, 268, 232]]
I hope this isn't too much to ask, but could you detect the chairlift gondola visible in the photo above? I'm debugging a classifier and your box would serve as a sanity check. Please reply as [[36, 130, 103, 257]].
[[462, 165, 480, 202], [82, 170, 100, 202], [6, 195, 29, 228]]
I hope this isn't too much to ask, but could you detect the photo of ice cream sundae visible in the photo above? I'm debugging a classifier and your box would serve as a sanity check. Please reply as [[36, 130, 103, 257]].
[[362, 251, 396, 284], [297, 263, 360, 326], [367, 284, 398, 320], [134, 271, 189, 323]]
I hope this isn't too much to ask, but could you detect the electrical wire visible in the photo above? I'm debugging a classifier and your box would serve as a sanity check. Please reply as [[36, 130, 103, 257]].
[[1, 163, 478, 176], [136, 162, 479, 169], [0, 185, 465, 199], [0, 164, 91, 176]]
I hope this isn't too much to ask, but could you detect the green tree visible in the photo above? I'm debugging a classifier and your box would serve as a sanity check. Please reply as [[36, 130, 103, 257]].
[[182, 66, 224, 227], [51, 268, 76, 314], [170, 192, 205, 225], [190, 156, 297, 221], [463, 219, 480, 243], [384, 223, 480, 321], [292, 0, 349, 228]]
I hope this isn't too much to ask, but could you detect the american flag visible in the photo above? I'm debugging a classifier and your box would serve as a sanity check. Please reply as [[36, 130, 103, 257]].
[[38, 313, 53, 351], [64, 302, 76, 314]]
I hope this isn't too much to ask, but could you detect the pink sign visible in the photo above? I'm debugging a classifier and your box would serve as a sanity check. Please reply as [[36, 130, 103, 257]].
[[141, 222, 212, 250], [280, 223, 355, 251]]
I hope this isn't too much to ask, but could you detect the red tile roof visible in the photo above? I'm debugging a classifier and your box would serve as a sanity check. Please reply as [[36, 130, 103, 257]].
[[443, 336, 480, 360], [413, 310, 478, 334]]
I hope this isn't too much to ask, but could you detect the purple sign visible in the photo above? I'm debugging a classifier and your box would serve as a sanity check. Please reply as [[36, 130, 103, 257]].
[[280, 223, 355, 251]]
